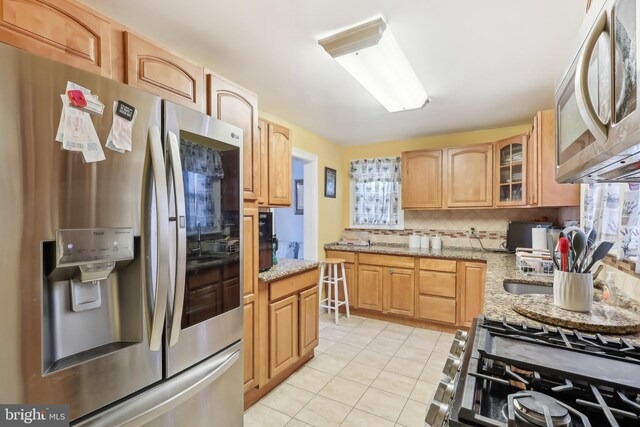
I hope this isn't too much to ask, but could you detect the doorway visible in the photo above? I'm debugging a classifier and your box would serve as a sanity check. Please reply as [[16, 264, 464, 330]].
[[273, 148, 318, 261]]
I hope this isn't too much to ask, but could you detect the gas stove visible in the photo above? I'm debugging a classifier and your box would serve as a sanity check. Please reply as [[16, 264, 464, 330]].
[[426, 316, 640, 427]]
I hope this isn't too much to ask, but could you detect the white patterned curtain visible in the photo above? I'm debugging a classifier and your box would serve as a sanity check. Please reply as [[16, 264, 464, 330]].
[[350, 157, 401, 226], [582, 183, 640, 259]]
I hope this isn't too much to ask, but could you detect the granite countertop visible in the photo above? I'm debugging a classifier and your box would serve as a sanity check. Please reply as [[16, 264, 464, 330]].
[[324, 243, 640, 344], [258, 258, 319, 282]]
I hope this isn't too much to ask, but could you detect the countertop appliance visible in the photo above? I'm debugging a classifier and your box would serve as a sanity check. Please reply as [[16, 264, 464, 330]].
[[425, 315, 640, 427], [0, 42, 243, 426], [259, 212, 274, 271], [555, 0, 640, 183], [506, 221, 552, 252]]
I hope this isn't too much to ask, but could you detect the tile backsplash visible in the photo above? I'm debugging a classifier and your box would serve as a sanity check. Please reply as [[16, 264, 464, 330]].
[[347, 207, 579, 250]]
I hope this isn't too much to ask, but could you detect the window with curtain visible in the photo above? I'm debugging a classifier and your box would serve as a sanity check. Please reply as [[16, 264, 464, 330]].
[[582, 183, 640, 261], [349, 157, 403, 229]]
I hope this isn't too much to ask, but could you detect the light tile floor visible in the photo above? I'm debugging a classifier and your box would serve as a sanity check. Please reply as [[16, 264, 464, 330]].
[[244, 313, 453, 427]]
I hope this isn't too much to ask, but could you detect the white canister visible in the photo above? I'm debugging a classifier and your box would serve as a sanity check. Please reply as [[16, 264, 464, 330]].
[[409, 234, 421, 249], [431, 236, 442, 250], [420, 235, 430, 249], [553, 270, 593, 312]]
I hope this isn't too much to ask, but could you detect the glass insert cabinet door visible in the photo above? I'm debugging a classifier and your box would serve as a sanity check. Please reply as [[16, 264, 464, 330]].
[[179, 130, 241, 329], [495, 135, 526, 206]]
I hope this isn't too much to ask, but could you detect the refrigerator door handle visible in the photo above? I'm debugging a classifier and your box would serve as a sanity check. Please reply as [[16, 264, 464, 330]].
[[147, 126, 170, 351], [167, 130, 187, 347], [75, 348, 241, 427]]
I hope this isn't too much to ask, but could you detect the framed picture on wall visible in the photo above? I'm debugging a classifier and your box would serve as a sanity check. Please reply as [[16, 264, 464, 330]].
[[294, 179, 304, 215], [325, 167, 336, 198]]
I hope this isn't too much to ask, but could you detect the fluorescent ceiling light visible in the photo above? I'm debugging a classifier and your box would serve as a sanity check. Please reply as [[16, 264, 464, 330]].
[[318, 17, 428, 113]]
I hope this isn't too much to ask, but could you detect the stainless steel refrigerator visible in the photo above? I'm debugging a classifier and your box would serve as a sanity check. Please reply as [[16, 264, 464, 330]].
[[0, 42, 243, 426]]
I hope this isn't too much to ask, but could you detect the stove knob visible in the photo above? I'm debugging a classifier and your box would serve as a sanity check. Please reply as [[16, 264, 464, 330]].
[[425, 400, 449, 427], [454, 330, 468, 341], [433, 380, 455, 403], [442, 356, 461, 380], [449, 338, 465, 357]]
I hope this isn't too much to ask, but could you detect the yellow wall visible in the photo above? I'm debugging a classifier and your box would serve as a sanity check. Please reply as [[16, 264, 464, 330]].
[[260, 111, 344, 260], [341, 124, 531, 227]]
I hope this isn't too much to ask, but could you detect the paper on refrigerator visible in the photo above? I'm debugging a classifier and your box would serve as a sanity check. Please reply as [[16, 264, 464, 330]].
[[106, 100, 137, 153], [55, 87, 106, 162]]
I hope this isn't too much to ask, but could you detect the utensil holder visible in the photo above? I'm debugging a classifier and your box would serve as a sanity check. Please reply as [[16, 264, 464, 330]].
[[553, 270, 593, 312]]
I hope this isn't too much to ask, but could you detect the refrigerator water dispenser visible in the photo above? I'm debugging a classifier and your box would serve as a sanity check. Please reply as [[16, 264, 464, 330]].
[[42, 228, 141, 373]]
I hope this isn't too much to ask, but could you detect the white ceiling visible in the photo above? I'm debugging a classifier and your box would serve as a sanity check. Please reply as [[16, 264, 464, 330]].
[[80, 0, 586, 145]]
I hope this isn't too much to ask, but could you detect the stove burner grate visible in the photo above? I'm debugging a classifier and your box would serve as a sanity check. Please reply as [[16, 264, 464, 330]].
[[480, 317, 640, 364], [511, 391, 572, 426]]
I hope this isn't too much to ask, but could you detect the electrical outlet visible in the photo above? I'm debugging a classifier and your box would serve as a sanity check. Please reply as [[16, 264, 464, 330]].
[[469, 227, 477, 236]]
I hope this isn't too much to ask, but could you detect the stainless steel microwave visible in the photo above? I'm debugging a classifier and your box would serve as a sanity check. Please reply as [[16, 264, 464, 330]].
[[555, 0, 640, 182]]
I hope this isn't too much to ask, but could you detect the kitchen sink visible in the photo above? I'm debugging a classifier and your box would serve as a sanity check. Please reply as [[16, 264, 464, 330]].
[[503, 281, 553, 295]]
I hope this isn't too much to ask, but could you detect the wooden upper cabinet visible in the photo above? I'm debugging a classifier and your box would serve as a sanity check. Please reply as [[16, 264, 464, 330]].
[[445, 144, 493, 207], [526, 126, 538, 206], [528, 110, 580, 207], [0, 0, 112, 76], [124, 32, 204, 111], [402, 149, 443, 209], [257, 119, 269, 205], [494, 134, 527, 207], [267, 122, 292, 206], [208, 73, 259, 201]]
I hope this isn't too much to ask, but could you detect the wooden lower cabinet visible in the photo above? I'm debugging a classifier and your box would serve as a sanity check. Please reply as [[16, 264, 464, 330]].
[[384, 267, 415, 317], [418, 270, 456, 298], [243, 300, 258, 392], [357, 265, 383, 311], [268, 294, 298, 378], [299, 287, 319, 356], [245, 268, 319, 409], [417, 262, 457, 325], [418, 295, 456, 324], [339, 263, 357, 307], [457, 261, 487, 328], [334, 251, 485, 329]]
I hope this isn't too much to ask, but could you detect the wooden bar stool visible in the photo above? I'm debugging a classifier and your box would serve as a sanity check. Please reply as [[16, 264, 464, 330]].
[[318, 258, 350, 325]]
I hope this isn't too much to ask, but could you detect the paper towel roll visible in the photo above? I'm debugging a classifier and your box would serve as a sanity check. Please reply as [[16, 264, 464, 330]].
[[531, 227, 547, 250]]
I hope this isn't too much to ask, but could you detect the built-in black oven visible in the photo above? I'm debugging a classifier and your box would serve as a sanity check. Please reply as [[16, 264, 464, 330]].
[[258, 212, 274, 271]]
